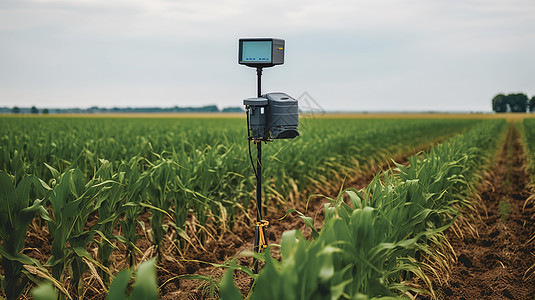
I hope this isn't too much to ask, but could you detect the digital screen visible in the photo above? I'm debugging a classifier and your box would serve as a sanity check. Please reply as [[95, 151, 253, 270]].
[[241, 41, 272, 63]]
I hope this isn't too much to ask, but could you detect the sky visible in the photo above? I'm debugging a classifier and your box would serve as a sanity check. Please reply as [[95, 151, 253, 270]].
[[1, 0, 534, 112]]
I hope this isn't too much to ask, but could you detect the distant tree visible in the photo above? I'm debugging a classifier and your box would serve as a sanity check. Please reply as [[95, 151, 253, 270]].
[[200, 105, 219, 112], [31, 106, 38, 114], [222, 106, 244, 113], [493, 93, 530, 113], [506, 93, 528, 113], [492, 94, 507, 113], [12, 106, 20, 114], [530, 96, 535, 112], [43, 108, 49, 114]]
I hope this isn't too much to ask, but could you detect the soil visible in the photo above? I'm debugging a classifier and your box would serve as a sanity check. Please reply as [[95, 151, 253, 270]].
[[421, 125, 535, 299]]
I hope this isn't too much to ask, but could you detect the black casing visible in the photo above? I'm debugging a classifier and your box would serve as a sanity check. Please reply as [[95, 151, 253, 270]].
[[243, 97, 268, 140], [264, 92, 299, 139], [238, 38, 285, 68], [243, 92, 298, 141]]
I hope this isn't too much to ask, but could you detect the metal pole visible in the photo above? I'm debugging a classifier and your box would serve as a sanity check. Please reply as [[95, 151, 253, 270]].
[[256, 67, 262, 98], [252, 67, 264, 274], [253, 142, 262, 273], [256, 142, 262, 221]]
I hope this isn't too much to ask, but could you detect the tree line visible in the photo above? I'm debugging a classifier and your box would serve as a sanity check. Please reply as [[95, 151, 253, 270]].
[[492, 93, 535, 113], [1, 105, 244, 114]]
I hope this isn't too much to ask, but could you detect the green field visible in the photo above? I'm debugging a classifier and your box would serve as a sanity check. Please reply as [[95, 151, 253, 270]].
[[0, 114, 531, 299]]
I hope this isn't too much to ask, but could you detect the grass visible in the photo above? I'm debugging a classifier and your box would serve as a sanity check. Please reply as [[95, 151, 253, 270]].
[[499, 200, 511, 222]]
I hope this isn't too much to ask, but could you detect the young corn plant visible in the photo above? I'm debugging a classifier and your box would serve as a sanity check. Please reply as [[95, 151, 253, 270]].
[[31, 258, 159, 300], [117, 158, 147, 268], [0, 171, 50, 300], [143, 158, 180, 258], [250, 230, 354, 300], [92, 159, 131, 282], [0, 147, 30, 185], [44, 165, 111, 298], [168, 146, 227, 245], [106, 258, 159, 300], [168, 147, 211, 242]]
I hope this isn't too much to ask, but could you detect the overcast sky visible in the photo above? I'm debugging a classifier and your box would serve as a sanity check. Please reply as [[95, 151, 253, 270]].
[[1, 0, 534, 112]]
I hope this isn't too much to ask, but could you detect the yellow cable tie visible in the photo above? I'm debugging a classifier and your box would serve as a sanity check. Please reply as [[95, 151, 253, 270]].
[[257, 220, 269, 249]]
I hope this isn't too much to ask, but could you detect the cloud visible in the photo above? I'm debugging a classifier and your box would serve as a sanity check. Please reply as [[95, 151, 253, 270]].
[[1, 0, 535, 110]]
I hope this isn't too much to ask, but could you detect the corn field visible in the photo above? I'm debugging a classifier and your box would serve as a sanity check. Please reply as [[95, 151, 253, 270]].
[[221, 119, 506, 299], [1, 115, 531, 299]]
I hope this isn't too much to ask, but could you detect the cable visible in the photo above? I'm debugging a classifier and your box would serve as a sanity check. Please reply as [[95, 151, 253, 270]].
[[248, 140, 258, 179], [246, 107, 262, 223], [246, 107, 258, 178]]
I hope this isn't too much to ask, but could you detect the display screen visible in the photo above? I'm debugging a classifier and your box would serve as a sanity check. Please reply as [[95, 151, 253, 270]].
[[241, 41, 272, 63]]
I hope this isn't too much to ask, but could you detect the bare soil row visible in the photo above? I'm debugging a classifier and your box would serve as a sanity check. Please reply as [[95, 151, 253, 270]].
[[422, 125, 535, 299]]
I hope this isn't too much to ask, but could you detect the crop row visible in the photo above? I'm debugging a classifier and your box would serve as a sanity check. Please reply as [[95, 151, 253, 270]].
[[522, 119, 535, 182], [0, 117, 482, 231], [520, 118, 535, 283], [0, 116, 483, 299], [221, 119, 507, 299], [1, 118, 481, 198]]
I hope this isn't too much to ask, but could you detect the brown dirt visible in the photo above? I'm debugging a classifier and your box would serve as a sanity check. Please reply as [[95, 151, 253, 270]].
[[423, 124, 535, 299]]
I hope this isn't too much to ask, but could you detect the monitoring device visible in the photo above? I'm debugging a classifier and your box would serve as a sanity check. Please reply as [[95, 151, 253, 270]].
[[238, 37, 298, 274], [243, 93, 299, 141], [239, 37, 297, 141], [238, 38, 285, 68]]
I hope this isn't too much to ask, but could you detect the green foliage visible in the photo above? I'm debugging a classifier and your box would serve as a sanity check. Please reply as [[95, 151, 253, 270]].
[[231, 119, 506, 299], [0, 117, 479, 203], [44, 164, 116, 297], [266, 118, 480, 199], [220, 269, 243, 300], [107, 258, 158, 300], [499, 200, 511, 222], [32, 284, 58, 300], [508, 93, 529, 113], [30, 259, 159, 300], [143, 159, 178, 256], [522, 119, 535, 178], [493, 94, 507, 113], [0, 171, 50, 300], [116, 158, 146, 268], [0, 116, 487, 297], [493, 93, 530, 113], [530, 97, 535, 113], [93, 159, 137, 280]]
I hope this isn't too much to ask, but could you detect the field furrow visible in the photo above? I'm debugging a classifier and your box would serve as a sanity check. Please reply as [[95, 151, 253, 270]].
[[419, 123, 535, 299]]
